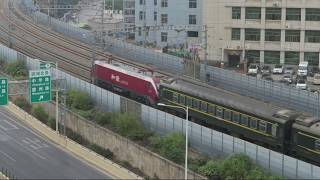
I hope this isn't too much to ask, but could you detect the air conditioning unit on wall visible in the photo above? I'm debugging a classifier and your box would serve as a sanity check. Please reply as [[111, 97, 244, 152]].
[[272, 1, 281, 7]]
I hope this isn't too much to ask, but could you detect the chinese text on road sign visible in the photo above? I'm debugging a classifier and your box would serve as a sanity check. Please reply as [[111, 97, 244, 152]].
[[29, 70, 51, 103], [0, 78, 8, 105]]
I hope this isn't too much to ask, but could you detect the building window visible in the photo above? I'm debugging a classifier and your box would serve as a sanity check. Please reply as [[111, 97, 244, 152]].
[[154, 0, 157, 5], [305, 52, 319, 66], [189, 15, 197, 24], [154, 11, 157, 21], [264, 51, 280, 64], [286, 8, 301, 21], [140, 0, 145, 5], [265, 29, 281, 42], [266, 8, 281, 20], [189, 0, 197, 8], [305, 31, 320, 43], [285, 30, 300, 42], [246, 50, 260, 63], [187, 31, 198, 37], [161, 0, 168, 7], [250, 118, 258, 129], [138, 27, 142, 36], [245, 28, 260, 41], [231, 28, 240, 40], [306, 8, 320, 21], [315, 139, 320, 150], [245, 7, 261, 20], [161, 14, 168, 24], [161, 32, 167, 42], [232, 7, 241, 19], [241, 115, 248, 126], [139, 11, 144, 20], [285, 51, 300, 65]]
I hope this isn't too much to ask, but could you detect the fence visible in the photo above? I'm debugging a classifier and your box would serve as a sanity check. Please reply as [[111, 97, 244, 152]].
[[17, 0, 320, 118], [1, 43, 319, 179]]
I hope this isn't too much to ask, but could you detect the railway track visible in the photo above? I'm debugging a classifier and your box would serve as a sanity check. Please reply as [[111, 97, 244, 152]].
[[0, 0, 206, 89]]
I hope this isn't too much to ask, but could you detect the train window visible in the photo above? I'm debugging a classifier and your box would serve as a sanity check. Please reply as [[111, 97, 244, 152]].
[[241, 115, 248, 126], [216, 107, 223, 118], [193, 99, 200, 109], [258, 121, 267, 132], [173, 93, 179, 103], [179, 95, 186, 105], [271, 124, 277, 137], [186, 97, 193, 107], [208, 105, 215, 115], [224, 110, 231, 120], [232, 112, 240, 123], [200, 102, 208, 112], [163, 90, 172, 99], [250, 118, 257, 129], [315, 139, 320, 150]]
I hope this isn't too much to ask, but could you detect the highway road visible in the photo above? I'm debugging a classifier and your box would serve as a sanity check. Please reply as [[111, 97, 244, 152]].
[[0, 108, 112, 179]]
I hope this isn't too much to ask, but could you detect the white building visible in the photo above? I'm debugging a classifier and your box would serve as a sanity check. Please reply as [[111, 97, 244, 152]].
[[123, 0, 136, 38], [203, 0, 320, 67], [135, 0, 203, 48]]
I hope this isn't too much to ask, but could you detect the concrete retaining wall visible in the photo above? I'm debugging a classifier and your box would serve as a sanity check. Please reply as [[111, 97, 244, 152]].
[[43, 102, 206, 179], [5, 102, 142, 180]]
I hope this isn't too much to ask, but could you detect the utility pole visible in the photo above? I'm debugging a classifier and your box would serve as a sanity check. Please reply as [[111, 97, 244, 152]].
[[143, 0, 146, 47], [101, 0, 105, 42], [204, 25, 208, 69], [8, 0, 12, 48], [47, 0, 51, 26]]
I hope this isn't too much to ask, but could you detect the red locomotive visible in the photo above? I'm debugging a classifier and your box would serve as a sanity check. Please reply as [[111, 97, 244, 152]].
[[94, 60, 162, 105]]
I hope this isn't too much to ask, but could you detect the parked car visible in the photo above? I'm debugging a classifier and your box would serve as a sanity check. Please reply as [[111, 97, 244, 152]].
[[261, 66, 271, 75], [296, 79, 307, 90], [313, 73, 320, 85], [284, 66, 295, 75], [297, 62, 308, 76], [272, 64, 284, 74], [282, 74, 294, 84], [308, 66, 319, 77], [247, 64, 259, 75]]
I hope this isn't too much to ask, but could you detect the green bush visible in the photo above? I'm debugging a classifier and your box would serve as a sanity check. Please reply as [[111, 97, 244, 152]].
[[47, 117, 56, 130], [111, 113, 150, 141], [66, 90, 93, 111], [149, 133, 185, 164], [198, 160, 221, 179], [94, 111, 113, 126], [220, 154, 252, 180], [89, 144, 113, 159], [5, 60, 27, 80], [31, 105, 49, 124], [13, 97, 31, 112]]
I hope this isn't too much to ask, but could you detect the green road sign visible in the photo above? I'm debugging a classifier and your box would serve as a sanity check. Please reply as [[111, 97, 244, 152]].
[[29, 70, 51, 103], [40, 62, 52, 69], [0, 78, 8, 105]]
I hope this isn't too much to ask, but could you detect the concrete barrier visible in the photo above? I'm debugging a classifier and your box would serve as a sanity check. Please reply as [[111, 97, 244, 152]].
[[0, 172, 9, 180], [5, 102, 142, 180]]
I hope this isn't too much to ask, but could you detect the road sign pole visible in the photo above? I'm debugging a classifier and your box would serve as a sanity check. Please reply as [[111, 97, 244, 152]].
[[55, 62, 59, 133]]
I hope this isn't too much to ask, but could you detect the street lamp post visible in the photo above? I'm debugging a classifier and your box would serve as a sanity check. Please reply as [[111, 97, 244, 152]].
[[157, 103, 189, 180]]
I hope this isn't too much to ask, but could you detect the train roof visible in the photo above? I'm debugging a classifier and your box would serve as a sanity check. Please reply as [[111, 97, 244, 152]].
[[292, 115, 320, 135], [160, 79, 298, 124]]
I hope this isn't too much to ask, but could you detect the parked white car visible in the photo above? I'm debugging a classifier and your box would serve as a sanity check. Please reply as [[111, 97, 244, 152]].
[[297, 62, 308, 76], [313, 73, 320, 85], [296, 79, 307, 90], [272, 64, 284, 74], [248, 64, 259, 75]]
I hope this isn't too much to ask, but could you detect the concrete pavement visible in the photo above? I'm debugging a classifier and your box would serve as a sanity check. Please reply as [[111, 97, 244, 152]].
[[0, 108, 112, 179]]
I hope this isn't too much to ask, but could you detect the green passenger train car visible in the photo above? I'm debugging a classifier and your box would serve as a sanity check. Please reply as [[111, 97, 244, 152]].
[[158, 79, 299, 153], [291, 115, 320, 164]]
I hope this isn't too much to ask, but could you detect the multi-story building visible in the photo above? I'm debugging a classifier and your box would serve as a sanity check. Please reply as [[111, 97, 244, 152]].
[[203, 0, 320, 67], [123, 0, 135, 38], [135, 0, 203, 48]]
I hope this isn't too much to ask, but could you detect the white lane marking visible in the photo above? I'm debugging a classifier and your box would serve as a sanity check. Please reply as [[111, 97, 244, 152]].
[[0, 149, 16, 162], [0, 119, 19, 131], [22, 138, 49, 150]]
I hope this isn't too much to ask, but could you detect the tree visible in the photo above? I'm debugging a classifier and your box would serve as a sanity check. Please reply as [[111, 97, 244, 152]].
[[66, 90, 93, 111], [13, 97, 31, 112], [31, 105, 49, 124], [219, 154, 252, 180], [150, 133, 185, 164], [5, 60, 27, 79], [197, 160, 221, 180], [111, 113, 150, 141]]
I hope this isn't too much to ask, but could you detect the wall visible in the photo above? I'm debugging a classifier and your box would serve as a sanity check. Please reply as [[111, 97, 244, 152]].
[[42, 102, 206, 180]]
